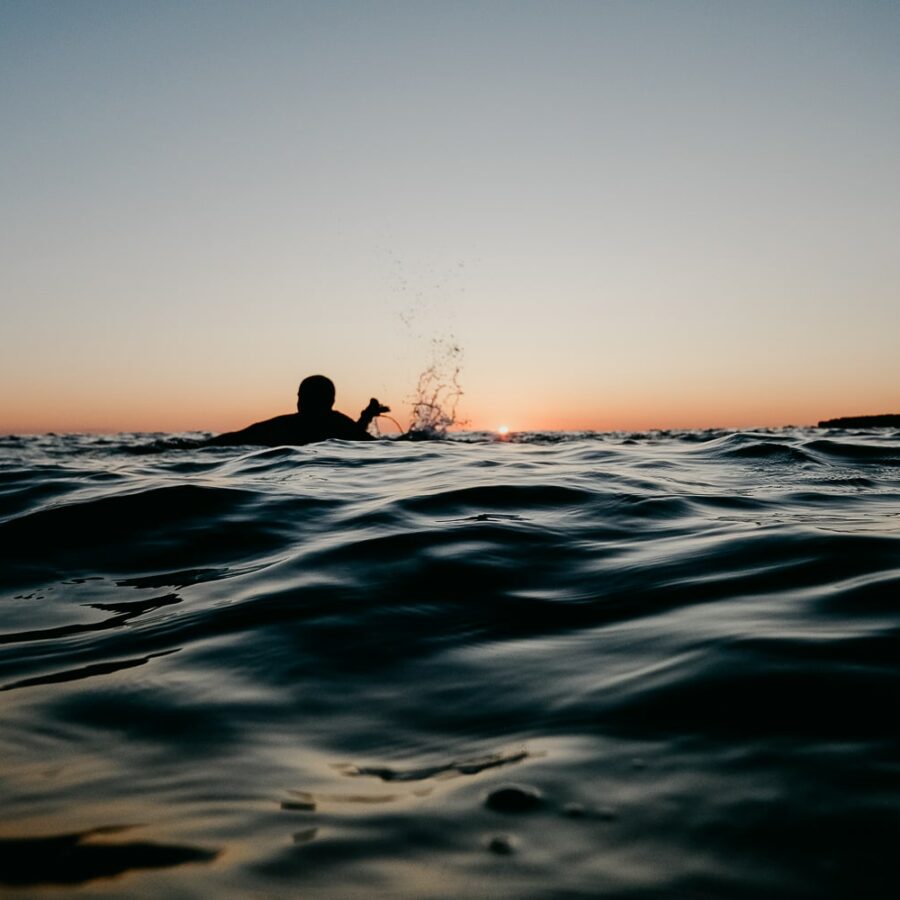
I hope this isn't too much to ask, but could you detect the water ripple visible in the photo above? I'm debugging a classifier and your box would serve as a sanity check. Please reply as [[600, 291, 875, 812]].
[[1, 428, 899, 897]]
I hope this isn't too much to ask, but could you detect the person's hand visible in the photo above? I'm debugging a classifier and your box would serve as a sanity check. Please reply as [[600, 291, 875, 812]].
[[363, 398, 390, 417]]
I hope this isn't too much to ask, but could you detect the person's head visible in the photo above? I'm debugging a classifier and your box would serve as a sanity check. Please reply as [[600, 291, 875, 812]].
[[297, 375, 336, 414]]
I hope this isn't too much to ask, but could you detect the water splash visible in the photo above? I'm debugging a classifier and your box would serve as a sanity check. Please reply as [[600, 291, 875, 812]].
[[375, 253, 468, 437], [406, 339, 465, 437]]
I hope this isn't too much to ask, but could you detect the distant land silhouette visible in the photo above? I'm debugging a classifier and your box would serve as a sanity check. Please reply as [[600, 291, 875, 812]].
[[818, 414, 900, 428]]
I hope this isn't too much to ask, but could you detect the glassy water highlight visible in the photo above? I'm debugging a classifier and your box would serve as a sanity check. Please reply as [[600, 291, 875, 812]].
[[1, 428, 899, 898]]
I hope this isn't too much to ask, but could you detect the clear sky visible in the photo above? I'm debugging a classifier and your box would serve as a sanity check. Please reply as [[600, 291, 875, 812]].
[[2, 0, 899, 433]]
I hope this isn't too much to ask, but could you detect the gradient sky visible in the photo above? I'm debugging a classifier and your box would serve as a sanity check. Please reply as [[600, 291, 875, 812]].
[[2, 0, 899, 433]]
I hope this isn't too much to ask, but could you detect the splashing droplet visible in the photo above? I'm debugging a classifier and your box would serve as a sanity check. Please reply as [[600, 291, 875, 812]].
[[407, 339, 465, 437]]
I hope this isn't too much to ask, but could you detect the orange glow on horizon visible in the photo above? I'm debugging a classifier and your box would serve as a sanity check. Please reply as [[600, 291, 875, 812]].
[[1, 367, 898, 436], [3, 394, 898, 436]]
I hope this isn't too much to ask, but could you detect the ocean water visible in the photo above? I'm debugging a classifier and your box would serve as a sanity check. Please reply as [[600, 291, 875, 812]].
[[1, 428, 899, 899]]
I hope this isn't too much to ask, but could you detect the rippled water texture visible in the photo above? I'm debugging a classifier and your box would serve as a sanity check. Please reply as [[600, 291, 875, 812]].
[[2, 429, 899, 898]]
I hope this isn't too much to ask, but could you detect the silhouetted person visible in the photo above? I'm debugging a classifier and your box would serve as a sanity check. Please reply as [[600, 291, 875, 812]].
[[208, 375, 389, 447]]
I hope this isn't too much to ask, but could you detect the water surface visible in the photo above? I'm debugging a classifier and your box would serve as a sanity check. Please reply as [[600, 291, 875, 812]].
[[2, 428, 899, 898]]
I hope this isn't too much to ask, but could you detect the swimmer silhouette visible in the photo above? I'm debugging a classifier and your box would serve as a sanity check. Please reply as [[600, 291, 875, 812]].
[[208, 375, 389, 447]]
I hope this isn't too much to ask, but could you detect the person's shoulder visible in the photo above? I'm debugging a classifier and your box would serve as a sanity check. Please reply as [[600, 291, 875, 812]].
[[260, 414, 297, 428], [248, 414, 300, 442], [211, 414, 298, 446]]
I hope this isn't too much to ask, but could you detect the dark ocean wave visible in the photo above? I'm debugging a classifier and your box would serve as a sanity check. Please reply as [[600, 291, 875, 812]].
[[1, 428, 899, 898]]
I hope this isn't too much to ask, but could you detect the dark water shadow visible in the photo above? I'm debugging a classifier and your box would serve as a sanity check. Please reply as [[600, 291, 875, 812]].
[[0, 827, 218, 886], [1, 649, 178, 692], [0, 594, 181, 645], [339, 749, 530, 782]]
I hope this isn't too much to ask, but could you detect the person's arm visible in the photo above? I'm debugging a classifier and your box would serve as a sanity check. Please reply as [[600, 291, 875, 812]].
[[357, 398, 390, 431]]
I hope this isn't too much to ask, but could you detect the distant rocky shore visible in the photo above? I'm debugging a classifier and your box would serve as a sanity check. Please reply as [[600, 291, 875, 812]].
[[818, 414, 900, 428]]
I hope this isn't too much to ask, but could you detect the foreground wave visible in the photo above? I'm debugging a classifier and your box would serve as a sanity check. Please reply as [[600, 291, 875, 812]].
[[1, 428, 899, 898]]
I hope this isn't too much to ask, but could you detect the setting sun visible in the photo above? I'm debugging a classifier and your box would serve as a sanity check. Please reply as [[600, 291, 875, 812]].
[[497, 425, 509, 435]]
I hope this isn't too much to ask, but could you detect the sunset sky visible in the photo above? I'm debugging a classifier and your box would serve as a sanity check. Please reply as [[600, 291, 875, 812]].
[[2, 0, 899, 434]]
